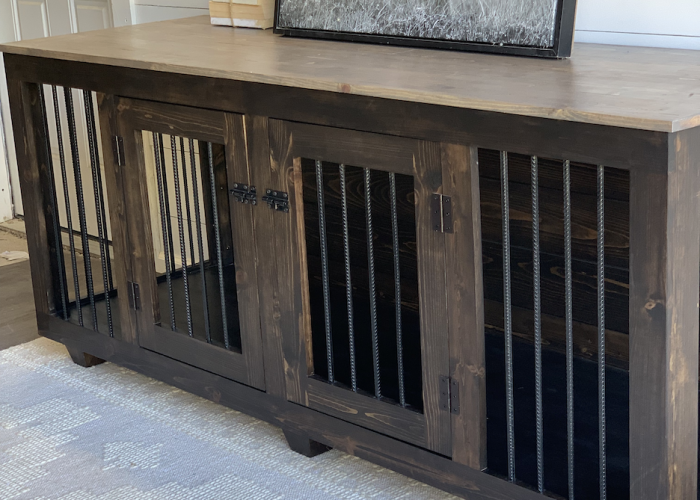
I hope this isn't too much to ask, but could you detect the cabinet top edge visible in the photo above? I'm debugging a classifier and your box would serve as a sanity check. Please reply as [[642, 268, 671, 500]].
[[3, 16, 700, 133]]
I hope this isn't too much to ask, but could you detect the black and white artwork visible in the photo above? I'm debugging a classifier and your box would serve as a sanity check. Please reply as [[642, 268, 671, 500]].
[[275, 0, 577, 57]]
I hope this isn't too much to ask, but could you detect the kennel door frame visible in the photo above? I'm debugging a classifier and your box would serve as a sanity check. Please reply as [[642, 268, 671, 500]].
[[256, 118, 483, 458], [112, 97, 266, 390]]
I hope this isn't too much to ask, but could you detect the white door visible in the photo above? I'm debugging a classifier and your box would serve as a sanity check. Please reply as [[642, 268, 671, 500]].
[[0, 0, 133, 220]]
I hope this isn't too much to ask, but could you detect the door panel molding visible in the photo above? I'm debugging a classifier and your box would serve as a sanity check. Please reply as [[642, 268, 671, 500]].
[[75, 0, 113, 33], [17, 0, 49, 40]]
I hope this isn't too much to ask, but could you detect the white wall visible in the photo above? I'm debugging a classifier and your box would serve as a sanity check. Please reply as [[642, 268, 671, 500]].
[[134, 0, 700, 50], [0, 4, 19, 222], [0, 63, 14, 223], [0, 0, 132, 220], [133, 0, 207, 24], [576, 0, 700, 49]]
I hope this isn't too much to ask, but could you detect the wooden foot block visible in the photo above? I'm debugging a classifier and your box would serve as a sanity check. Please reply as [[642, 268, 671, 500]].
[[66, 345, 105, 367], [283, 428, 331, 457]]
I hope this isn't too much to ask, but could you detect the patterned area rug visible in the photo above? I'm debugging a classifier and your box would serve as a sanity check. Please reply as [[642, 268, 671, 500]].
[[0, 338, 454, 500]]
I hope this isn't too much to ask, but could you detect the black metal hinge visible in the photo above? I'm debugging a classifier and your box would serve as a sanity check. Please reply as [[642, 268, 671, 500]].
[[439, 376, 460, 415], [431, 194, 453, 233], [262, 189, 289, 213], [230, 183, 257, 205], [127, 281, 140, 310], [112, 136, 125, 167]]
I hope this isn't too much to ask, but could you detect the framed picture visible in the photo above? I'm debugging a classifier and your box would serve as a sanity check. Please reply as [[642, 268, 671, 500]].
[[274, 0, 577, 58]]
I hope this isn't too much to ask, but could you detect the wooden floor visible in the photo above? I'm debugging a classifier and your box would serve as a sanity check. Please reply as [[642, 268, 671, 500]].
[[0, 260, 38, 350]]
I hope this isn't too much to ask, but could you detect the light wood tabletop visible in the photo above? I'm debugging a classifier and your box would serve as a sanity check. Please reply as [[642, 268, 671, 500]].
[[3, 16, 700, 132]]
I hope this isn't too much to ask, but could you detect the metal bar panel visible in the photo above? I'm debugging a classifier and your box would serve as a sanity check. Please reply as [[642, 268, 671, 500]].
[[172, 135, 193, 338], [190, 139, 211, 343], [563, 159, 575, 499], [158, 133, 176, 273], [531, 156, 544, 493], [207, 142, 230, 350], [64, 87, 97, 330], [316, 161, 334, 383], [389, 172, 406, 407], [180, 137, 196, 268], [85, 92, 113, 292], [500, 150, 515, 482], [83, 89, 113, 337], [365, 168, 381, 399], [152, 132, 176, 331], [597, 164, 607, 500], [339, 164, 357, 392], [52, 86, 81, 325]]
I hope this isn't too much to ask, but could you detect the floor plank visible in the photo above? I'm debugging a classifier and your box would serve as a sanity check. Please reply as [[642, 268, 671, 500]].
[[0, 261, 38, 350]]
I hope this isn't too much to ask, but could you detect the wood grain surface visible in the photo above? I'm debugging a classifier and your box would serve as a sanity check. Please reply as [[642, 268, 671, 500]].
[[3, 16, 700, 132]]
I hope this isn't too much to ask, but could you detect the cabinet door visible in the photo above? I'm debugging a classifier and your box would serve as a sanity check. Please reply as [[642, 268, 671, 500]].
[[116, 98, 265, 389], [255, 119, 452, 456]]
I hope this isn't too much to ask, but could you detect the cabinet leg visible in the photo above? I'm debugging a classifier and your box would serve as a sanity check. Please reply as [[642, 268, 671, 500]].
[[283, 428, 330, 458], [66, 345, 105, 368]]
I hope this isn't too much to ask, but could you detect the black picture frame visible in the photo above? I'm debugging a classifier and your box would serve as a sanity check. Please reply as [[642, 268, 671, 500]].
[[274, 0, 578, 58]]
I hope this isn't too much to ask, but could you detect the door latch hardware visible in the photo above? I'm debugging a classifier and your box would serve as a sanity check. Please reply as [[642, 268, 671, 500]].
[[439, 376, 460, 414], [230, 183, 257, 205], [112, 136, 125, 167], [431, 194, 453, 233], [262, 189, 289, 213], [127, 281, 140, 310]]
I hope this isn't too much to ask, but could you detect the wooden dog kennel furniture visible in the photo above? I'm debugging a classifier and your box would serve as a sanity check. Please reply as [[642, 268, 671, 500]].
[[3, 16, 700, 500]]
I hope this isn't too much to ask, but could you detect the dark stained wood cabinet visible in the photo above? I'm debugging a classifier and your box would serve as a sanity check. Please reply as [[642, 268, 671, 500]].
[[4, 15, 700, 500]]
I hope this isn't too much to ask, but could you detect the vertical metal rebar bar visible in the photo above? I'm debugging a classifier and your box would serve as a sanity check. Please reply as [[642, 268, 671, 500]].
[[563, 159, 575, 499], [339, 164, 357, 392], [500, 150, 515, 482], [390, 172, 406, 407], [86, 92, 113, 292], [153, 132, 176, 331], [64, 87, 97, 330], [532, 156, 544, 493], [40, 86, 68, 320], [180, 137, 196, 268], [83, 89, 113, 337], [207, 142, 230, 350], [365, 168, 381, 399], [159, 133, 176, 273], [172, 136, 193, 338], [190, 139, 211, 343], [316, 161, 334, 383], [52, 86, 82, 325], [597, 164, 607, 500]]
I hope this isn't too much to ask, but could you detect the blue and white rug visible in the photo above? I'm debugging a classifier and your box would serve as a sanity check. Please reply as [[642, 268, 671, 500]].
[[0, 338, 454, 499]]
